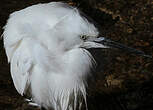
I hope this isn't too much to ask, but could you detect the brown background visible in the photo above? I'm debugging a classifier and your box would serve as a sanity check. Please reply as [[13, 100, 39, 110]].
[[0, 0, 153, 110]]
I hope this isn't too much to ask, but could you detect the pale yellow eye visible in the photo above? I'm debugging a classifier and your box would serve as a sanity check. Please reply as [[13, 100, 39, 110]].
[[80, 35, 87, 40]]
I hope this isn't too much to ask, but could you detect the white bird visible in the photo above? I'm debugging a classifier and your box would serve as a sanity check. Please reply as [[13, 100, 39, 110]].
[[2, 2, 150, 110]]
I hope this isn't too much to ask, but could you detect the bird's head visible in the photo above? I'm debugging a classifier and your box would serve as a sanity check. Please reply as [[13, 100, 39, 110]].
[[48, 4, 151, 58]]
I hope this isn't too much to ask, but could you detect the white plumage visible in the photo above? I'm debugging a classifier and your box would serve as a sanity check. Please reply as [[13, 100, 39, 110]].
[[3, 1, 150, 110], [3, 2, 100, 110]]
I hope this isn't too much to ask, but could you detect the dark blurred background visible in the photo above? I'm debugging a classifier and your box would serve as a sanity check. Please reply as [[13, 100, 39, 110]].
[[0, 0, 153, 110]]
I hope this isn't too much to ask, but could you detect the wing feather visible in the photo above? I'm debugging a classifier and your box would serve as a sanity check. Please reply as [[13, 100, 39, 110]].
[[10, 40, 33, 95]]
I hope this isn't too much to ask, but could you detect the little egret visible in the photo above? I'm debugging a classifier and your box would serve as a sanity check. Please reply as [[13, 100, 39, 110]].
[[2, 2, 151, 110]]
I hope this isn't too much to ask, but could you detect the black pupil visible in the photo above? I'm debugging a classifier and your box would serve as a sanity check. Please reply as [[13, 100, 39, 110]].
[[81, 35, 86, 40]]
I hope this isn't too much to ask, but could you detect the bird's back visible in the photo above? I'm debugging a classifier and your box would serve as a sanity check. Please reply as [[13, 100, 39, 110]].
[[3, 2, 75, 58]]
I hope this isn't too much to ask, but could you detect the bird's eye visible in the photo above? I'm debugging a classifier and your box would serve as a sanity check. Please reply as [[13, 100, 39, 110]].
[[80, 35, 87, 40]]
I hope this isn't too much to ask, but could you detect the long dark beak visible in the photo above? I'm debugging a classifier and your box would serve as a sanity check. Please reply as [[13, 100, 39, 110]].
[[94, 37, 152, 58]]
